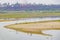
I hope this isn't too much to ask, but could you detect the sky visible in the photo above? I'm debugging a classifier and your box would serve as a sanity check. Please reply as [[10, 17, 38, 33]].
[[0, 0, 60, 5]]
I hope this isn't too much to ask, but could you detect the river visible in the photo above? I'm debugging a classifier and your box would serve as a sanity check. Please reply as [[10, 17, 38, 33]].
[[0, 17, 60, 40]]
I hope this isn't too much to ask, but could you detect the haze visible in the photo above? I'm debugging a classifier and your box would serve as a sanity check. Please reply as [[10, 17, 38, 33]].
[[0, 0, 60, 5]]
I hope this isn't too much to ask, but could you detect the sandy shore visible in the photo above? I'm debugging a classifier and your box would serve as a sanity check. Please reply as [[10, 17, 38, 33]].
[[0, 19, 11, 22], [4, 21, 60, 36]]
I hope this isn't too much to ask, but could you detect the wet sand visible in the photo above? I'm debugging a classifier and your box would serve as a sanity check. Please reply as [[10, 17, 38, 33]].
[[0, 20, 11, 22], [4, 21, 60, 36]]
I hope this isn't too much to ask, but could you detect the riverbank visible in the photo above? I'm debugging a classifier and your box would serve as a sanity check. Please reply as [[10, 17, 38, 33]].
[[0, 19, 11, 22], [4, 20, 60, 36], [0, 12, 60, 18]]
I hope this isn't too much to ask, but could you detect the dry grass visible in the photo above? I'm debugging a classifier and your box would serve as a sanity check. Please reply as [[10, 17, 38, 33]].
[[0, 12, 60, 18]]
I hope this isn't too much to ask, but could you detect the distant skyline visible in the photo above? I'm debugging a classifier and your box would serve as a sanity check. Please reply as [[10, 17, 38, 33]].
[[0, 0, 60, 5]]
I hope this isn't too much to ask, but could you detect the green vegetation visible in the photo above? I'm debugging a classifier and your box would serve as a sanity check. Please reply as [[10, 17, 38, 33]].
[[0, 11, 60, 18]]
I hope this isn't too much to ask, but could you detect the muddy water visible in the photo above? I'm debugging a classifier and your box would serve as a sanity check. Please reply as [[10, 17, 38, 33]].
[[0, 17, 60, 40]]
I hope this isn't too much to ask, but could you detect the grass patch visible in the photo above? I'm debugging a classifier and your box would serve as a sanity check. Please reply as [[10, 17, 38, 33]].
[[0, 11, 60, 18]]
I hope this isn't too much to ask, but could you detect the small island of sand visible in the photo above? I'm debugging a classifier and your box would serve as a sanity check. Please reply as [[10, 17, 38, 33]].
[[4, 20, 60, 36]]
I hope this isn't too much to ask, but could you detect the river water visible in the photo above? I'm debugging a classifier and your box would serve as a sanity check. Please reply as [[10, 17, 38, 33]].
[[0, 17, 60, 40]]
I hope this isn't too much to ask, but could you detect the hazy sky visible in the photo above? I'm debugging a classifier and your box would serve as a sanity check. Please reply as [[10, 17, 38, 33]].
[[0, 0, 60, 5]]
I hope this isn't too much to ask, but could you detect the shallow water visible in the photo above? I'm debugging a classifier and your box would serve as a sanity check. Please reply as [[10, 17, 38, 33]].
[[0, 17, 60, 40]]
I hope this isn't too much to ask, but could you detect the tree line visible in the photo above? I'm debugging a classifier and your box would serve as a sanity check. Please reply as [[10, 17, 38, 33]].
[[0, 3, 60, 11]]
